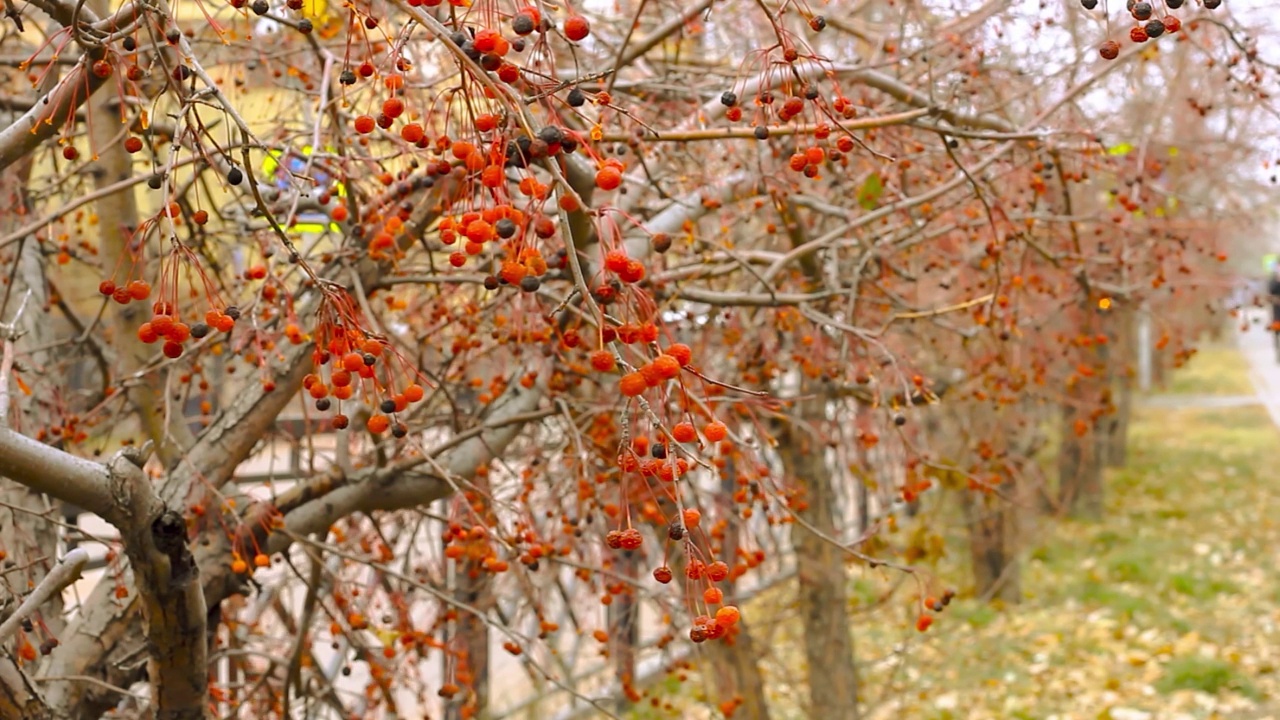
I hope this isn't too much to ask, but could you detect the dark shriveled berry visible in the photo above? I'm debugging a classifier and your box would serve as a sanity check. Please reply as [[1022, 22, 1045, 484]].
[[538, 126, 564, 145], [495, 218, 517, 238], [512, 13, 535, 35]]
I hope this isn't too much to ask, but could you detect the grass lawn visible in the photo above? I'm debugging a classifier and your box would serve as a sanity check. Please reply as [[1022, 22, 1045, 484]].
[[1163, 341, 1255, 396], [634, 343, 1280, 720], [862, 401, 1280, 719]]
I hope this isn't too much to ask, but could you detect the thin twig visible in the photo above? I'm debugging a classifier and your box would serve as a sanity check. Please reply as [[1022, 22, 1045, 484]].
[[0, 548, 90, 644]]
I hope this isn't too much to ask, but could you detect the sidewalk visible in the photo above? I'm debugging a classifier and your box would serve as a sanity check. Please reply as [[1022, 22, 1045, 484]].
[[1236, 308, 1280, 428]]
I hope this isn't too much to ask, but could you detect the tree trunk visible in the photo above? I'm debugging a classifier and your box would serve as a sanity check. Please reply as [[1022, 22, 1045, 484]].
[[607, 550, 639, 713], [960, 486, 1021, 604], [1057, 400, 1106, 519], [779, 405, 858, 719], [1106, 308, 1135, 468], [0, 107, 61, 720], [447, 557, 491, 720], [704, 457, 770, 720]]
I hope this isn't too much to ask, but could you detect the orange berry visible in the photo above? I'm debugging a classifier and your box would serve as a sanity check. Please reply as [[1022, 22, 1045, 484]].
[[682, 508, 702, 529], [665, 343, 692, 366], [253, 553, 270, 568], [916, 614, 933, 632], [703, 587, 723, 605], [651, 354, 681, 380], [671, 422, 697, 444], [619, 372, 646, 397], [589, 350, 616, 372], [367, 415, 390, 433], [703, 421, 728, 442], [401, 123, 425, 143], [715, 605, 740, 627], [595, 167, 622, 190]]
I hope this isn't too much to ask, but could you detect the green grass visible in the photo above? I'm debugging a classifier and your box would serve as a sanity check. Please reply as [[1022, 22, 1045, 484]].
[[628, 346, 1280, 719], [857, 359, 1280, 718], [1163, 342, 1255, 396], [1156, 657, 1260, 699]]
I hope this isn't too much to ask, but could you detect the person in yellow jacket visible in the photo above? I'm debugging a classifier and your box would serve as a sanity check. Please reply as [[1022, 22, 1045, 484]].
[[262, 144, 345, 234]]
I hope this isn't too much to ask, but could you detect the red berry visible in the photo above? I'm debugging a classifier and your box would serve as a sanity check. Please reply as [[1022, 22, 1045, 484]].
[[595, 167, 622, 190], [618, 528, 642, 550], [603, 249, 629, 273], [126, 280, 151, 300], [564, 15, 590, 42], [651, 355, 681, 380], [703, 421, 728, 442], [589, 350, 616, 372], [665, 343, 692, 366], [618, 259, 645, 284], [354, 115, 376, 134], [619, 372, 646, 397], [672, 422, 697, 443], [400, 123, 425, 143]]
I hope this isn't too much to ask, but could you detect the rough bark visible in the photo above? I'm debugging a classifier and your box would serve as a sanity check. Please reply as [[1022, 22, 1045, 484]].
[[779, 404, 858, 719], [703, 459, 771, 720], [1057, 393, 1107, 520], [960, 487, 1021, 604], [1106, 309, 1135, 468], [606, 550, 639, 713], [1, 160, 758, 719], [0, 110, 65, 720]]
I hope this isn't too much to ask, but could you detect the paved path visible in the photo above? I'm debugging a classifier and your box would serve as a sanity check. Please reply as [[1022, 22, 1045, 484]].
[[1138, 394, 1262, 409], [1237, 308, 1280, 428]]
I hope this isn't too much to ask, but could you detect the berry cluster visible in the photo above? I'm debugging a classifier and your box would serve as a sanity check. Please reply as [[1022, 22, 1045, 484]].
[[303, 291, 426, 434], [1088, 0, 1206, 60]]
